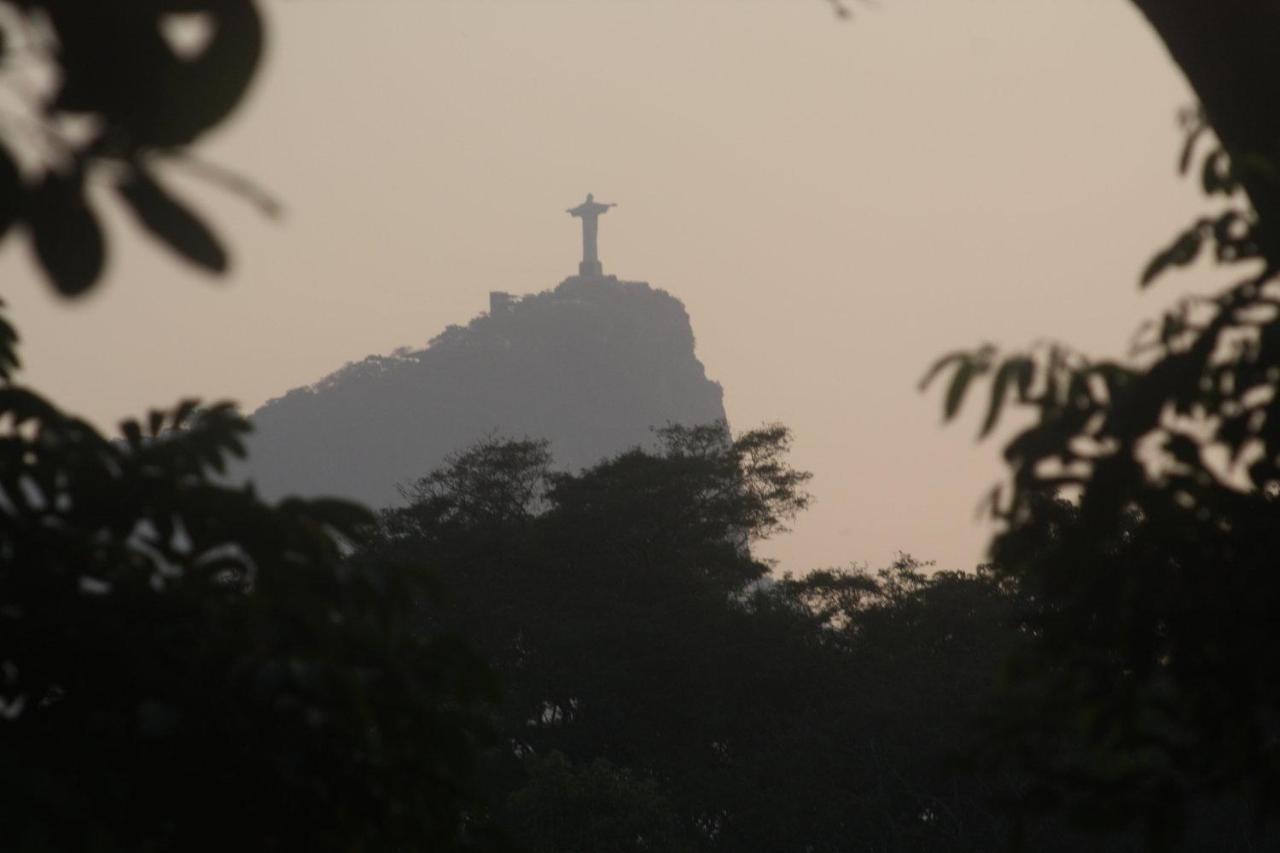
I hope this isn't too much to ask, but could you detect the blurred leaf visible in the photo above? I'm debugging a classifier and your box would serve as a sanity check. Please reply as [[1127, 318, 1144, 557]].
[[1012, 357, 1035, 402], [161, 4, 266, 147], [117, 169, 228, 273], [980, 359, 1021, 438], [173, 399, 201, 430], [0, 145, 21, 243], [1003, 424, 1062, 466], [121, 418, 144, 450], [1141, 227, 1204, 288], [1178, 121, 1206, 176], [0, 387, 61, 426], [1201, 148, 1236, 195], [26, 169, 106, 297], [918, 351, 967, 392], [0, 305, 20, 381], [944, 358, 977, 422]]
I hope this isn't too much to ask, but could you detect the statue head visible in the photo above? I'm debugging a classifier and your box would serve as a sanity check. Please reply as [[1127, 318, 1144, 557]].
[[586, 193, 594, 202]]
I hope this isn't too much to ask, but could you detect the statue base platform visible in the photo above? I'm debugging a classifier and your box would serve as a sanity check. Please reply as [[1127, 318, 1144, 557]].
[[579, 260, 603, 277]]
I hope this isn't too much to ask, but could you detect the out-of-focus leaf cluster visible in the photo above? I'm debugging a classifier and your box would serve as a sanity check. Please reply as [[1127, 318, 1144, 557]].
[[0, 301, 499, 852], [1141, 107, 1266, 288], [0, 1, 268, 295], [922, 109, 1280, 843]]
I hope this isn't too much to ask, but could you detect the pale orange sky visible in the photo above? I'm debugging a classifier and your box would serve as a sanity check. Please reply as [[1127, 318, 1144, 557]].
[[4, 0, 1221, 573]]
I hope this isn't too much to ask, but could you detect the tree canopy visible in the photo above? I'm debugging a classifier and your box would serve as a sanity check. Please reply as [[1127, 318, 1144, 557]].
[[12, 1, 1280, 849], [920, 3, 1280, 845], [0, 310, 500, 851], [357, 428, 1119, 853], [0, 6, 505, 846]]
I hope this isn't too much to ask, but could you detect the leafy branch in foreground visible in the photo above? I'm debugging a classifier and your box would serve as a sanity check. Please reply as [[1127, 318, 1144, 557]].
[[0, 2, 271, 295], [0, 310, 498, 851], [922, 114, 1280, 845]]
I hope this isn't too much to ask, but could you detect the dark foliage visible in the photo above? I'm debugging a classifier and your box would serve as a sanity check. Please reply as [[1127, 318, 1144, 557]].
[[920, 8, 1280, 846], [0, 1, 266, 295], [0, 309, 499, 852], [358, 429, 1063, 853], [503, 751, 694, 853], [0, 6, 513, 847]]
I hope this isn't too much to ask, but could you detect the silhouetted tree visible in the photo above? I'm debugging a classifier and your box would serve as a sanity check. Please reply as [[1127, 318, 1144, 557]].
[[359, 430, 1065, 853], [1131, 2, 1280, 262], [0, 5, 504, 848], [502, 751, 694, 853], [920, 4, 1280, 846], [0, 315, 500, 851]]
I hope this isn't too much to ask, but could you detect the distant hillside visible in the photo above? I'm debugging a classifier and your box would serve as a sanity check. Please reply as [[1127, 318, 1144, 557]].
[[243, 275, 728, 506]]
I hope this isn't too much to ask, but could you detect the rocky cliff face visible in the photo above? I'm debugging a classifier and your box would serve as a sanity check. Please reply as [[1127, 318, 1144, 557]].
[[243, 275, 727, 506]]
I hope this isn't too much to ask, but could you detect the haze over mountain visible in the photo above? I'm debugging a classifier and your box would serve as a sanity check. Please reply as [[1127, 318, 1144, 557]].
[[243, 271, 727, 507]]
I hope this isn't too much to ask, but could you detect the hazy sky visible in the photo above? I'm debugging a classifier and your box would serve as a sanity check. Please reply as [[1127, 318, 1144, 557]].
[[5, 0, 1218, 573]]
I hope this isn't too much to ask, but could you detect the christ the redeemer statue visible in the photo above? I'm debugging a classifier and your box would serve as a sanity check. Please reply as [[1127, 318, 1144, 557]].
[[568, 193, 615, 278]]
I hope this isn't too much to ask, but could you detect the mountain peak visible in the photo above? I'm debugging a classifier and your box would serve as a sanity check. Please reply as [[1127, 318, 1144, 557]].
[[245, 276, 726, 506]]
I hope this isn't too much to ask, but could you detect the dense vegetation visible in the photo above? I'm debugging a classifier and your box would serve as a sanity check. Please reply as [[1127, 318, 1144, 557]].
[[0, 317, 499, 852], [356, 425, 1023, 853], [918, 6, 1280, 845], [6, 1, 1280, 851], [0, 4, 497, 849], [347, 429, 1276, 852]]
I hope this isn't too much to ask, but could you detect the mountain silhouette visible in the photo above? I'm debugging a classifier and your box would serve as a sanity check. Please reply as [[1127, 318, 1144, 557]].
[[243, 274, 728, 506]]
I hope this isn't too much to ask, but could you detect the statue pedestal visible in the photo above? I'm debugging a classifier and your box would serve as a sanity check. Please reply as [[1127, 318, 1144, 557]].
[[579, 260, 603, 278]]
